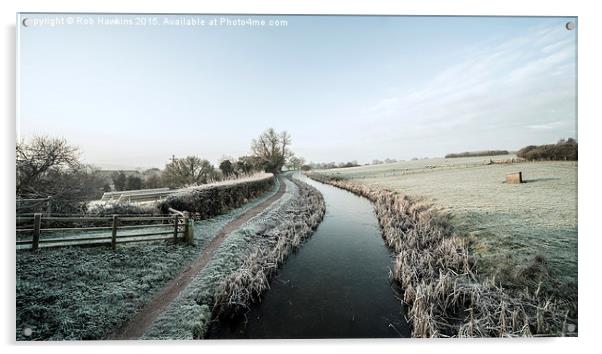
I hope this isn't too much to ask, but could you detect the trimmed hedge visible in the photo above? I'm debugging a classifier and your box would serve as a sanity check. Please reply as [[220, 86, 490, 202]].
[[158, 175, 275, 219]]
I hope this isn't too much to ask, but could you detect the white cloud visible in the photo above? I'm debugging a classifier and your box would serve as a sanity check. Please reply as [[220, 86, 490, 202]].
[[369, 22, 576, 146], [527, 121, 567, 130]]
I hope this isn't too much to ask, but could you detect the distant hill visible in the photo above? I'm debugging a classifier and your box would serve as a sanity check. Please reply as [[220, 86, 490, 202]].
[[445, 150, 509, 159]]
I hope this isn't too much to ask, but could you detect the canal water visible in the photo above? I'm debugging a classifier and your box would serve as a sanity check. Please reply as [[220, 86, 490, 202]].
[[209, 176, 410, 339]]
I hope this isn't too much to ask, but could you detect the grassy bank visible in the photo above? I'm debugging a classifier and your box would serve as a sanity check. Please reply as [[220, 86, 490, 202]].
[[212, 176, 326, 319], [143, 176, 325, 339], [16, 179, 281, 340], [308, 172, 576, 337]]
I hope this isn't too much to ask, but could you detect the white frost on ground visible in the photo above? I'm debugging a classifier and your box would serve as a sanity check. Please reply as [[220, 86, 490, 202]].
[[15, 179, 282, 341], [318, 156, 577, 296]]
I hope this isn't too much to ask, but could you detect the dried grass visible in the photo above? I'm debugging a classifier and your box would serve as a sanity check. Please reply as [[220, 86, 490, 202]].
[[307, 173, 576, 337], [212, 177, 326, 320]]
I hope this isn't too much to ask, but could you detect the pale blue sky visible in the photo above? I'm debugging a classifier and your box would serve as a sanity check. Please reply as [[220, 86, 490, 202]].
[[17, 14, 577, 169]]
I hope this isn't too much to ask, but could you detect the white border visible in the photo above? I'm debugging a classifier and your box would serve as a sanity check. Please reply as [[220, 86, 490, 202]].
[[2, 1, 600, 354]]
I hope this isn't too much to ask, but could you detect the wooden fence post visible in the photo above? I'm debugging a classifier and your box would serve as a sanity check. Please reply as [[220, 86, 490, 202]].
[[183, 211, 194, 245], [46, 197, 52, 216], [173, 214, 179, 241], [46, 196, 52, 217], [32, 213, 41, 251], [111, 215, 118, 250]]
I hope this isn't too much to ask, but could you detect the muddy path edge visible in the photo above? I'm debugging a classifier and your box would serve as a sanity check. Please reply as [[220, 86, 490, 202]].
[[110, 176, 287, 340]]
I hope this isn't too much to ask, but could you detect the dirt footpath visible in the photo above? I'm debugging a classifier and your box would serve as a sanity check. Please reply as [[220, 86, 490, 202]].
[[111, 177, 286, 340]]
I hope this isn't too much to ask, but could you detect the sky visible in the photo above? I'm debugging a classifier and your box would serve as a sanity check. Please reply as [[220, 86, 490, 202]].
[[17, 14, 577, 169]]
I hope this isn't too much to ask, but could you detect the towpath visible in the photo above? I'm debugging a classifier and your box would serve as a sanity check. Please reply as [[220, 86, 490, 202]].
[[111, 177, 286, 339]]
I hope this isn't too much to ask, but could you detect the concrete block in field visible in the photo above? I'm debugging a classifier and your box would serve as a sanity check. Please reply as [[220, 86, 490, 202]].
[[506, 171, 523, 184]]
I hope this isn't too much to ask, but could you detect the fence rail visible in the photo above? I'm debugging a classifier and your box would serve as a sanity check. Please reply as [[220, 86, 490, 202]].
[[16, 211, 194, 251]]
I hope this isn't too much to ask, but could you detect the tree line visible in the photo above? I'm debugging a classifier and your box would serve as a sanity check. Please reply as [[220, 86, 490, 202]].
[[16, 128, 299, 214], [517, 138, 577, 161], [107, 154, 267, 192], [445, 150, 510, 159]]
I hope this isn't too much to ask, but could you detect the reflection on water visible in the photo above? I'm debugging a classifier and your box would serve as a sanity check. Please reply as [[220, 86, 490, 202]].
[[209, 176, 410, 339]]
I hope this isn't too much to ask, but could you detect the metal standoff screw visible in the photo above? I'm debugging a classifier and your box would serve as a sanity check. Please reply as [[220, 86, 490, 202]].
[[565, 21, 575, 30]]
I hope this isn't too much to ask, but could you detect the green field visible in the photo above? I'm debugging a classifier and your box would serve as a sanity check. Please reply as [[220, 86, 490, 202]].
[[317, 155, 577, 299]]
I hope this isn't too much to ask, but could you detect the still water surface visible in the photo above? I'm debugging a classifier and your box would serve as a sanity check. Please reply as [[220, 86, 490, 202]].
[[209, 176, 410, 338]]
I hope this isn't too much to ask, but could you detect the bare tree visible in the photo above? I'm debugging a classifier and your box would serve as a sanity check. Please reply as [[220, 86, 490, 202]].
[[143, 168, 163, 189], [16, 136, 105, 213], [235, 155, 262, 175], [125, 175, 143, 190], [44, 167, 106, 213], [111, 171, 127, 191], [287, 155, 305, 171], [16, 136, 81, 196], [280, 131, 292, 160], [219, 159, 236, 177], [251, 128, 293, 174], [162, 155, 216, 188]]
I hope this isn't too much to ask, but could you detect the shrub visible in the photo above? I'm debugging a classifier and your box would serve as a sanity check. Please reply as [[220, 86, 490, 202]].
[[517, 139, 577, 161]]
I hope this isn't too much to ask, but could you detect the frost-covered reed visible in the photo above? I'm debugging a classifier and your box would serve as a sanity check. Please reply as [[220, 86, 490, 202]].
[[307, 173, 575, 337], [212, 177, 325, 319]]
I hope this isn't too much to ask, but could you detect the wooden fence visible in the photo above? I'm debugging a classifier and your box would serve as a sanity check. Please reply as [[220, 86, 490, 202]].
[[16, 210, 194, 251]]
